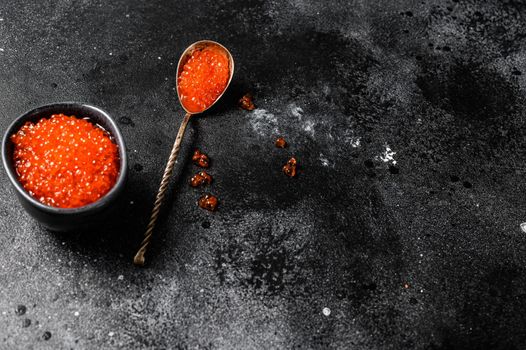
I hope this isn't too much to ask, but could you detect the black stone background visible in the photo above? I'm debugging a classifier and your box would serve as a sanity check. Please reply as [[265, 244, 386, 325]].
[[1, 0, 526, 349]]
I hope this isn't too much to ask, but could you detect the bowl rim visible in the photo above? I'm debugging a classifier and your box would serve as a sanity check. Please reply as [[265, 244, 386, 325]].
[[1, 102, 128, 215]]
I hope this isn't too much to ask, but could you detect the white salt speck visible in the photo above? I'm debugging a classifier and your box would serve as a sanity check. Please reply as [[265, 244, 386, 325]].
[[109, 52, 113, 56], [108, 332, 115, 337], [130, 201, 134, 205], [117, 275, 124, 280], [303, 119, 315, 137], [419, 253, 423, 257], [322, 307, 331, 316], [290, 104, 304, 119], [125, 14, 130, 18], [158, 56, 161, 60], [58, 259, 61, 263], [0, 18, 4, 21], [378, 144, 397, 165], [520, 223, 526, 233], [350, 137, 361, 148], [250, 109, 278, 136], [74, 311, 79, 317], [319, 153, 331, 167], [2, 311, 6, 315], [420, 289, 424, 293], [0, 48, 4, 52]]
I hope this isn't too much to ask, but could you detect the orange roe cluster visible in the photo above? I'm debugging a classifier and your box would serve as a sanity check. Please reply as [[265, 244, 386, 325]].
[[178, 46, 230, 113], [11, 114, 120, 208]]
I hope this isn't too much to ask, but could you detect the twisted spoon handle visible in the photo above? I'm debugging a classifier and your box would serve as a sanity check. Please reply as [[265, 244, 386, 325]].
[[133, 112, 192, 266]]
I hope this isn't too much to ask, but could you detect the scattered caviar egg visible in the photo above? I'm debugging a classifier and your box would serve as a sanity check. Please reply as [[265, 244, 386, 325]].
[[198, 194, 218, 211], [192, 149, 210, 168], [283, 157, 297, 177], [275, 137, 287, 148], [239, 93, 255, 111], [190, 171, 212, 187], [10, 114, 119, 208], [178, 45, 230, 113]]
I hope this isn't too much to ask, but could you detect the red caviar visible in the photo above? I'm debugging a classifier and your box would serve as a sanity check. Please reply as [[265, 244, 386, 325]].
[[11, 114, 119, 208], [178, 45, 230, 113]]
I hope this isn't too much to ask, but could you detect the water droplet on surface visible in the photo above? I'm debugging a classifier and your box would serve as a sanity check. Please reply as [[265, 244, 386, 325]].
[[364, 159, 374, 168], [118, 116, 134, 126], [463, 181, 472, 189], [388, 165, 399, 174], [15, 305, 26, 316]]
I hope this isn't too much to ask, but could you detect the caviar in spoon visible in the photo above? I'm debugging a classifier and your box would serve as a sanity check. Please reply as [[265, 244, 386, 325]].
[[133, 41, 234, 266], [178, 45, 230, 113]]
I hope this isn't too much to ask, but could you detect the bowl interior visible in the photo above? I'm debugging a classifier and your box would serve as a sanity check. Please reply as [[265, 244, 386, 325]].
[[2, 102, 127, 214]]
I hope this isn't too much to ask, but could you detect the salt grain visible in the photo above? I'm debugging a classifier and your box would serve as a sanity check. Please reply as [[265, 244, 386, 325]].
[[322, 307, 331, 316], [378, 144, 397, 165]]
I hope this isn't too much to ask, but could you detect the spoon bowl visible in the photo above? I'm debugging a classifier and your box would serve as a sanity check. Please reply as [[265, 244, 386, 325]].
[[176, 40, 235, 115]]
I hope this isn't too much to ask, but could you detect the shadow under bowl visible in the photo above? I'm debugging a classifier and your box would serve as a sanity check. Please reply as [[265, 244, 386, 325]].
[[1, 102, 128, 232]]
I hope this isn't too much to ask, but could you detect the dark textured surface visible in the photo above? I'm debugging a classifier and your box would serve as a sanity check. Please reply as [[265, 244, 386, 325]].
[[1, 0, 526, 349]]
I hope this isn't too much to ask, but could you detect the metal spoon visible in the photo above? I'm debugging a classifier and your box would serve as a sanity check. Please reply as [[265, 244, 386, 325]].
[[133, 40, 234, 266]]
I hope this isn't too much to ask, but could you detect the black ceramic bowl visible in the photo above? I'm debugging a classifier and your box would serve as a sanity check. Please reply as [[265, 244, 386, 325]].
[[1, 102, 128, 231]]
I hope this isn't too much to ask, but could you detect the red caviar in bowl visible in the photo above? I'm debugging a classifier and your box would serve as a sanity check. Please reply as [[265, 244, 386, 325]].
[[178, 45, 230, 113], [10, 114, 119, 208]]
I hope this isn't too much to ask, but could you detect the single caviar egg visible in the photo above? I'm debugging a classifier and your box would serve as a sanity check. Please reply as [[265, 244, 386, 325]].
[[10, 114, 120, 208], [178, 45, 230, 113]]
